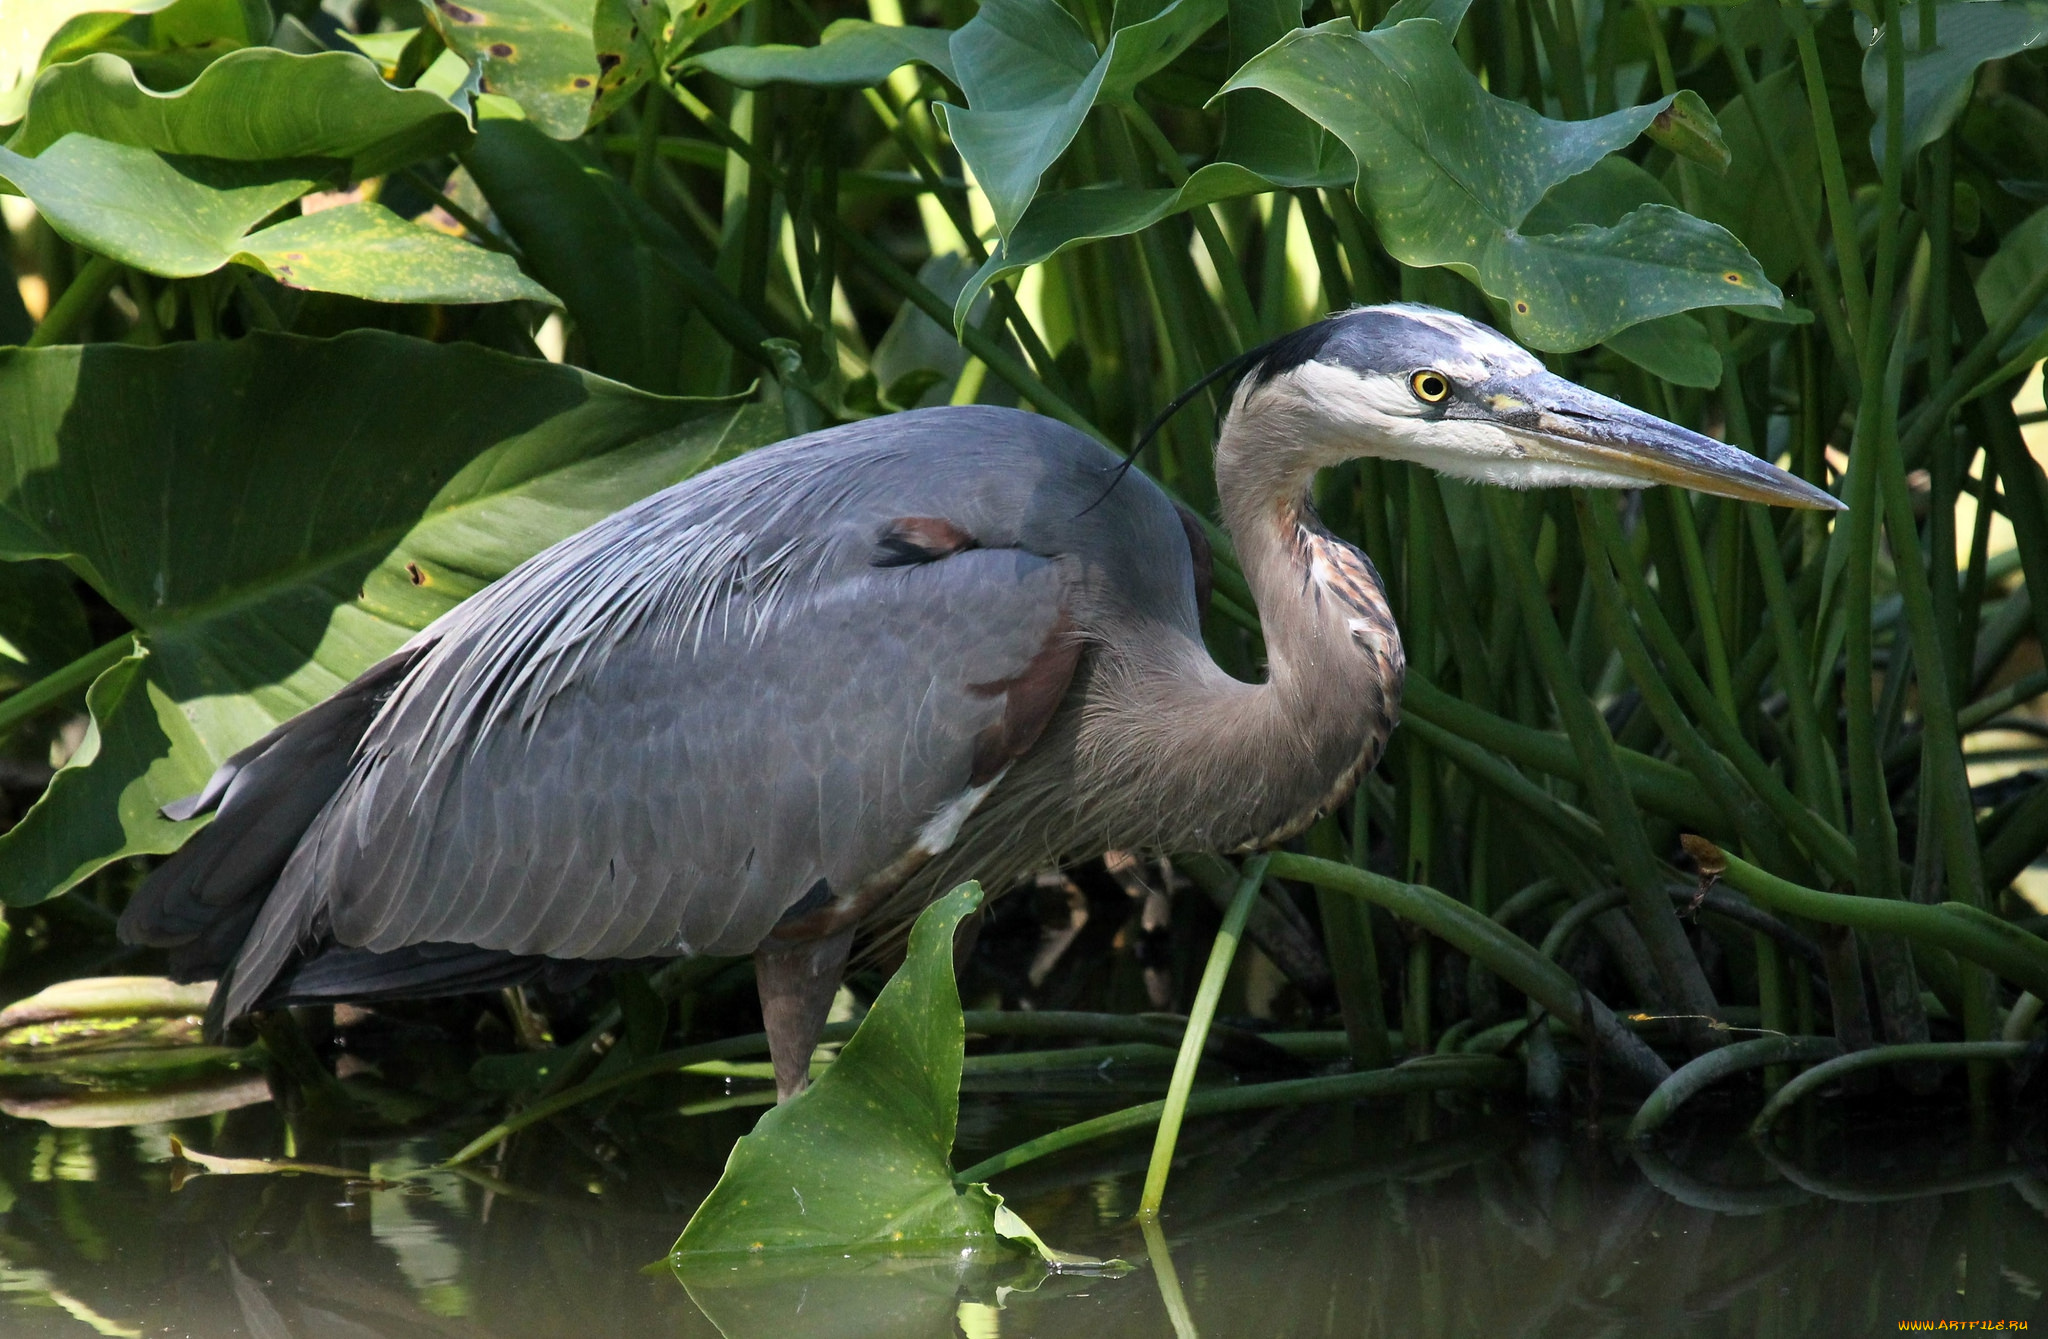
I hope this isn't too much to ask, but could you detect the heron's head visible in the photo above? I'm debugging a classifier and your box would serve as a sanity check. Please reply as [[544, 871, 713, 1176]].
[[1225, 304, 1839, 510]]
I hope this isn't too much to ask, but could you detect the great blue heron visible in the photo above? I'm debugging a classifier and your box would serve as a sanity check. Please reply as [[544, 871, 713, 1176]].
[[119, 304, 1837, 1098]]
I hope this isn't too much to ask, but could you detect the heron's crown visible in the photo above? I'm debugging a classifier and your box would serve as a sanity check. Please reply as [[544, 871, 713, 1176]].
[[1243, 303, 1542, 393]]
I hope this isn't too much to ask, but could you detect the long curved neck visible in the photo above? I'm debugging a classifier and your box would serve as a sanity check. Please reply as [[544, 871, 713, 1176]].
[[1082, 406, 1404, 854]]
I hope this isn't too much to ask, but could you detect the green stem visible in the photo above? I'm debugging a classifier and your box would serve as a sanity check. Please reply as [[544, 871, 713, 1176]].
[[1484, 489, 1721, 1023], [1779, 0, 1869, 339], [0, 635, 131, 737], [952, 1057, 1515, 1184], [1122, 102, 1259, 348], [1139, 853, 1267, 1218], [1699, 844, 2048, 997], [1264, 852, 1672, 1087], [1749, 1041, 2027, 1136], [26, 254, 119, 348], [1625, 1035, 1845, 1140]]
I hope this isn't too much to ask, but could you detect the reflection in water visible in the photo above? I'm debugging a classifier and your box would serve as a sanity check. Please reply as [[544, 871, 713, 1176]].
[[0, 1087, 2038, 1337]]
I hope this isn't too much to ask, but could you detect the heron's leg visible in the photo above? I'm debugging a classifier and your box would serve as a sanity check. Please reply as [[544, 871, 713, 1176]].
[[754, 926, 857, 1101]]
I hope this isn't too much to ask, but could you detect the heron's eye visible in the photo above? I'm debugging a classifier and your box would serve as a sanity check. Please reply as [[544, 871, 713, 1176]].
[[1410, 370, 1452, 404]]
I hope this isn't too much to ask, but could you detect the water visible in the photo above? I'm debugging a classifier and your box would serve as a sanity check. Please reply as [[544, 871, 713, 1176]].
[[0, 1077, 2039, 1338]]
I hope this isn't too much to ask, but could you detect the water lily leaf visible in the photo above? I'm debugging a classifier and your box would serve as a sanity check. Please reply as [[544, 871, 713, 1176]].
[[938, 0, 1226, 241], [0, 0, 177, 124], [464, 109, 698, 390], [0, 133, 322, 277], [674, 882, 1012, 1257], [426, 0, 604, 140], [235, 201, 557, 305], [0, 332, 780, 904], [1864, 0, 2048, 170], [8, 48, 474, 179], [687, 18, 956, 88], [1222, 17, 1779, 350]]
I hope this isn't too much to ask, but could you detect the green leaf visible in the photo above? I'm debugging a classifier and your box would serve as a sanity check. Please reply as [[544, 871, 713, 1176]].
[[1668, 66, 1821, 286], [952, 161, 1299, 332], [0, 0, 178, 124], [1641, 89, 1729, 173], [687, 18, 956, 88], [938, 0, 1226, 241], [1603, 315, 1721, 388], [0, 332, 780, 904], [1222, 17, 1779, 350], [1978, 204, 2048, 364], [0, 640, 214, 904], [427, 0, 604, 140], [1375, 0, 1474, 33], [464, 110, 698, 391], [0, 134, 322, 278], [1864, 0, 2048, 170], [0, 560, 89, 688], [8, 48, 475, 179], [673, 881, 1009, 1257], [235, 201, 557, 305]]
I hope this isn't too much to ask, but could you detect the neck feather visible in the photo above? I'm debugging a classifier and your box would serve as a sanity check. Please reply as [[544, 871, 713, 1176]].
[[1079, 405, 1405, 853]]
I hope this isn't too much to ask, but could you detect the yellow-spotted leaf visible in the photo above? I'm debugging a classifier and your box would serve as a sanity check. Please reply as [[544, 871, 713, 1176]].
[[236, 202, 557, 305]]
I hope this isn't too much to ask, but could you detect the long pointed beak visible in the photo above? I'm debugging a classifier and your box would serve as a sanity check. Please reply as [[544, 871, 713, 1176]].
[[1498, 375, 1843, 511]]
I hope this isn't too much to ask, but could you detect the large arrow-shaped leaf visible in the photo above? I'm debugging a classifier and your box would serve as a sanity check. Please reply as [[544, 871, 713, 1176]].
[[1, 0, 177, 124], [686, 17, 956, 88], [0, 133, 553, 302], [937, 0, 1226, 242], [1863, 0, 2048, 169], [7, 48, 473, 180], [0, 333, 781, 904], [1223, 18, 1776, 350]]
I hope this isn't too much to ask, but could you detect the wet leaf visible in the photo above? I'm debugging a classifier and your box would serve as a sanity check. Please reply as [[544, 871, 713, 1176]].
[[1222, 17, 1780, 350], [0, 134, 323, 278], [235, 201, 557, 305], [674, 882, 1103, 1268], [167, 1135, 390, 1183], [1603, 315, 1721, 389], [687, 18, 955, 88], [0, 1072, 268, 1126], [0, 977, 215, 1030], [673, 882, 1009, 1257], [9, 48, 474, 179], [0, 333, 780, 903], [0, 0, 178, 124], [938, 0, 1226, 240], [1864, 0, 2048, 169]]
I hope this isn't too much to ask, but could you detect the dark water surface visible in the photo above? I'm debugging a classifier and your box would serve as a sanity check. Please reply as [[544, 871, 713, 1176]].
[[0, 1073, 2040, 1339]]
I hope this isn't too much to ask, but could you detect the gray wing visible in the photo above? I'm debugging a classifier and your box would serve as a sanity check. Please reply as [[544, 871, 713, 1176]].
[[217, 407, 1171, 1020]]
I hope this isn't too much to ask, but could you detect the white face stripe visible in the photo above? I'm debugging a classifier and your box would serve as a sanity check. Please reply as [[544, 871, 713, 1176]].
[[1363, 303, 1545, 378]]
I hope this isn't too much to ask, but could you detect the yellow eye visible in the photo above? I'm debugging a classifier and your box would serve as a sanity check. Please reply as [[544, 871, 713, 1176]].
[[1410, 370, 1451, 404]]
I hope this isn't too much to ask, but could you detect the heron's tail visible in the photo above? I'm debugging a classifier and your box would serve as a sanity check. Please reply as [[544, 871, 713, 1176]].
[[118, 648, 424, 1019]]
